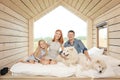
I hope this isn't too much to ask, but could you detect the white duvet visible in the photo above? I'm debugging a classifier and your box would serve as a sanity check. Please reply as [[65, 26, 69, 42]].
[[10, 47, 120, 77]]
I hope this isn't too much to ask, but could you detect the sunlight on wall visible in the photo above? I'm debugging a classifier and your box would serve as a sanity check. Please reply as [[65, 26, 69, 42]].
[[34, 6, 87, 49]]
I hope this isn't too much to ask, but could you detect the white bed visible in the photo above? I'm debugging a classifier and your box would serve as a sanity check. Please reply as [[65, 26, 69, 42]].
[[10, 47, 120, 78]]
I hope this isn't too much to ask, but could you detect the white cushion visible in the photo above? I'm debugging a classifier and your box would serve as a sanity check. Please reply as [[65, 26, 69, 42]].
[[88, 47, 104, 55]]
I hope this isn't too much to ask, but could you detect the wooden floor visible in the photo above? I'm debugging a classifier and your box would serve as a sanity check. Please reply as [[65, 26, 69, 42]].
[[0, 72, 120, 80]]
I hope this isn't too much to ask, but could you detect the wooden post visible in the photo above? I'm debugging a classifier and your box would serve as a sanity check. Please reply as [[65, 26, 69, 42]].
[[28, 18, 34, 55], [87, 19, 93, 49]]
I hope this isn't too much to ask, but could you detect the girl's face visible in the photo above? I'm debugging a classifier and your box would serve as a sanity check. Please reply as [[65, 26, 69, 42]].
[[54, 31, 61, 40], [39, 41, 46, 49]]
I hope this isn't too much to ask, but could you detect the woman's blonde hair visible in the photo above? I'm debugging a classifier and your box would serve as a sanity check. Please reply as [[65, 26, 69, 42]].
[[34, 40, 48, 58]]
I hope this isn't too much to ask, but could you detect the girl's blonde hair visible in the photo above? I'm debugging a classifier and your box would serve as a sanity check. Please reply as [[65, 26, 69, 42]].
[[34, 40, 48, 58]]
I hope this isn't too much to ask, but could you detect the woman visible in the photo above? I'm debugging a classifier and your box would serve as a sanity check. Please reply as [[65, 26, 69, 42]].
[[46, 29, 64, 61]]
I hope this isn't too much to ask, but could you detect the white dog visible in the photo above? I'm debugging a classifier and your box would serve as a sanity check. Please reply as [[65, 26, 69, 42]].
[[56, 47, 79, 66], [78, 54, 107, 73]]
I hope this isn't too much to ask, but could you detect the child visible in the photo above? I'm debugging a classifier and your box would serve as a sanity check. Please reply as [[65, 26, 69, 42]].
[[20, 40, 56, 64]]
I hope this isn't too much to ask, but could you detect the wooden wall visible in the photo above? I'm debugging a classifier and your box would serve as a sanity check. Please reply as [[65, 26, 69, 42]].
[[0, 3, 28, 69], [93, 4, 120, 59]]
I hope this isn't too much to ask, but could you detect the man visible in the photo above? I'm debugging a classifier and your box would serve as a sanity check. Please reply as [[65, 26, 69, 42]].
[[64, 30, 91, 61]]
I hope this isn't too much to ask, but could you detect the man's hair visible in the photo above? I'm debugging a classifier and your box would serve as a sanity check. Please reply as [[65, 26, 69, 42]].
[[68, 30, 75, 34]]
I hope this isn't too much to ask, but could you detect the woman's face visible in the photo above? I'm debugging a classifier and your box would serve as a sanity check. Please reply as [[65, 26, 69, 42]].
[[54, 31, 61, 40], [39, 41, 46, 49]]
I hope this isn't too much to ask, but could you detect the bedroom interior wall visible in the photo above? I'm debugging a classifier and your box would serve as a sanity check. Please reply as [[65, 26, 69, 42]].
[[0, 3, 28, 69], [93, 4, 120, 59]]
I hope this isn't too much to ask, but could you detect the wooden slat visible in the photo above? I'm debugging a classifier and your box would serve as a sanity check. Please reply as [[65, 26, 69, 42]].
[[0, 0, 31, 19], [109, 52, 120, 59], [87, 0, 111, 17], [109, 46, 120, 54], [71, 0, 78, 7], [95, 4, 120, 23], [75, 0, 84, 10], [37, 0, 46, 10], [109, 24, 120, 32], [0, 42, 28, 51], [79, 0, 92, 12], [108, 16, 120, 25], [67, 0, 73, 5], [0, 11, 27, 27], [61, 1, 88, 21], [0, 51, 28, 68], [0, 3, 28, 24], [91, 0, 120, 19], [0, 36, 28, 43], [109, 31, 120, 38], [109, 39, 120, 46], [49, 0, 54, 6], [0, 47, 28, 60], [30, 0, 42, 13], [0, 27, 28, 37], [44, 0, 50, 8], [11, 0, 34, 17], [82, 0, 101, 15], [0, 19, 28, 32], [21, 0, 38, 15]]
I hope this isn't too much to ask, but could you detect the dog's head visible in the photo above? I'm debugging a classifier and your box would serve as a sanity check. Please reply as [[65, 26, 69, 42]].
[[61, 47, 78, 59], [93, 59, 107, 73]]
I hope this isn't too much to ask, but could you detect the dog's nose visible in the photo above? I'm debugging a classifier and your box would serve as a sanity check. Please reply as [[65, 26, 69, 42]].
[[99, 71, 102, 73]]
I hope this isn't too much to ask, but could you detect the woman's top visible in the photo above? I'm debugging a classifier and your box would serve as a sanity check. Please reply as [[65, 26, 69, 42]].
[[46, 41, 61, 59]]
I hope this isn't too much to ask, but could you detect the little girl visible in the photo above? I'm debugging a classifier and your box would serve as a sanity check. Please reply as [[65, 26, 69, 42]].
[[20, 40, 56, 64]]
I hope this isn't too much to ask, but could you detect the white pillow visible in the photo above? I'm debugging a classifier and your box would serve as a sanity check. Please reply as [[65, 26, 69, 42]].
[[88, 47, 104, 55]]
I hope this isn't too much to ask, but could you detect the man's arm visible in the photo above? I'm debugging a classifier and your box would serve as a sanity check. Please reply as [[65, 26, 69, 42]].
[[84, 50, 91, 61]]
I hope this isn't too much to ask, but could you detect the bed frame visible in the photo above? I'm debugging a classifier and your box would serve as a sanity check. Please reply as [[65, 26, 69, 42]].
[[0, 72, 120, 80]]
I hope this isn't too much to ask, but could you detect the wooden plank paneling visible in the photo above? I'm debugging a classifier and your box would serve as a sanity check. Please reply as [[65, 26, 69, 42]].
[[0, 0, 31, 19], [108, 16, 120, 26], [44, 0, 50, 8], [109, 24, 120, 32], [109, 52, 120, 59], [11, 0, 34, 17], [79, 0, 92, 12], [0, 27, 28, 37], [0, 3, 28, 23], [71, 0, 78, 7], [0, 11, 27, 27], [91, 0, 120, 19], [21, 0, 38, 15], [109, 39, 120, 46], [109, 46, 120, 54], [0, 19, 28, 32], [0, 36, 28, 43], [30, 0, 42, 12], [0, 51, 27, 68], [0, 42, 28, 51], [75, 0, 84, 10], [109, 31, 120, 38], [37, 0, 46, 10], [0, 47, 28, 60], [82, 0, 101, 15], [87, 0, 111, 17]]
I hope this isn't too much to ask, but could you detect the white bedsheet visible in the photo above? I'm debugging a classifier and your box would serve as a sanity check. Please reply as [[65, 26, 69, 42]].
[[10, 47, 120, 77], [10, 55, 120, 77]]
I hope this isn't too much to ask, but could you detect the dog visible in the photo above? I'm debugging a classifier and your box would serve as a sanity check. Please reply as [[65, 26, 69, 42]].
[[78, 54, 107, 73], [56, 47, 79, 66]]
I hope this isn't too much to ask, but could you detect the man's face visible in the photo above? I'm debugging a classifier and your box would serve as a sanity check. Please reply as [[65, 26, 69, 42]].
[[68, 32, 75, 40]]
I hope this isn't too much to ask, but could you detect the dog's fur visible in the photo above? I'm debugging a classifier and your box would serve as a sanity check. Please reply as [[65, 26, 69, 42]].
[[57, 47, 107, 73], [78, 54, 107, 73], [56, 47, 79, 66]]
